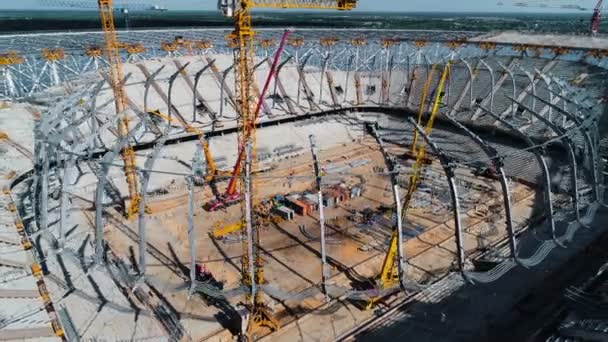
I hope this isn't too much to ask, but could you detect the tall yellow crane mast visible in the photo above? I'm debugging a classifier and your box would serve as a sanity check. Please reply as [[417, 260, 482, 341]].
[[370, 62, 451, 309], [411, 64, 438, 153], [39, 0, 145, 218], [97, 0, 140, 217], [218, 0, 356, 337], [98, 0, 141, 218]]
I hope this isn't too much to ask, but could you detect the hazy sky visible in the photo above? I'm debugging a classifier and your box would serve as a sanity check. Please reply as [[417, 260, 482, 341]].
[[0, 0, 598, 12]]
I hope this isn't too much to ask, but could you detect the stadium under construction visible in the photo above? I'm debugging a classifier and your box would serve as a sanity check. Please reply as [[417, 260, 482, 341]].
[[1, 8, 608, 342]]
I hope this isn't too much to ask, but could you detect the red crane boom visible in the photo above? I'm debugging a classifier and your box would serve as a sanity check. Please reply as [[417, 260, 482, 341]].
[[204, 30, 291, 212], [591, 0, 604, 35]]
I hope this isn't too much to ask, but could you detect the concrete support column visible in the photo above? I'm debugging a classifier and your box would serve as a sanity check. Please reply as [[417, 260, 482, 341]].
[[272, 57, 293, 109], [497, 60, 517, 117], [479, 59, 495, 112], [297, 54, 318, 111], [518, 66, 537, 120], [320, 55, 330, 104], [461, 58, 474, 109], [344, 54, 354, 105], [297, 54, 310, 106]]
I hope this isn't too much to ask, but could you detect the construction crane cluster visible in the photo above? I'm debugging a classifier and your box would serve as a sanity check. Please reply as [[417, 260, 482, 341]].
[[37, 0, 355, 338], [28, 0, 583, 339], [217, 0, 356, 337], [27, 0, 477, 335]]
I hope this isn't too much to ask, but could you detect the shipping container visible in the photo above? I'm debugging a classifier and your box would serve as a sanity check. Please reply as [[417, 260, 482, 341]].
[[286, 198, 309, 216], [273, 206, 295, 220]]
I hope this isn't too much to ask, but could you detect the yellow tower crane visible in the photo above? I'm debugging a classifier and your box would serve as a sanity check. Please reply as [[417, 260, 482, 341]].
[[218, 0, 356, 338], [369, 62, 452, 309], [98, 0, 142, 218], [39, 0, 156, 218]]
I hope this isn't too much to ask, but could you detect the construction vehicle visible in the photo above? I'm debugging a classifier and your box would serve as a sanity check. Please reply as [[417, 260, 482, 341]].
[[211, 195, 285, 239], [473, 160, 498, 178], [147, 110, 228, 182], [212, 221, 244, 239], [195, 264, 218, 284], [369, 62, 451, 309]]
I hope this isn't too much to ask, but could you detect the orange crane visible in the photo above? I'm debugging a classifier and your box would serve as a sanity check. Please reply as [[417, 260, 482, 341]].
[[217, 0, 356, 337], [40, 0, 153, 218], [98, 0, 142, 218]]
